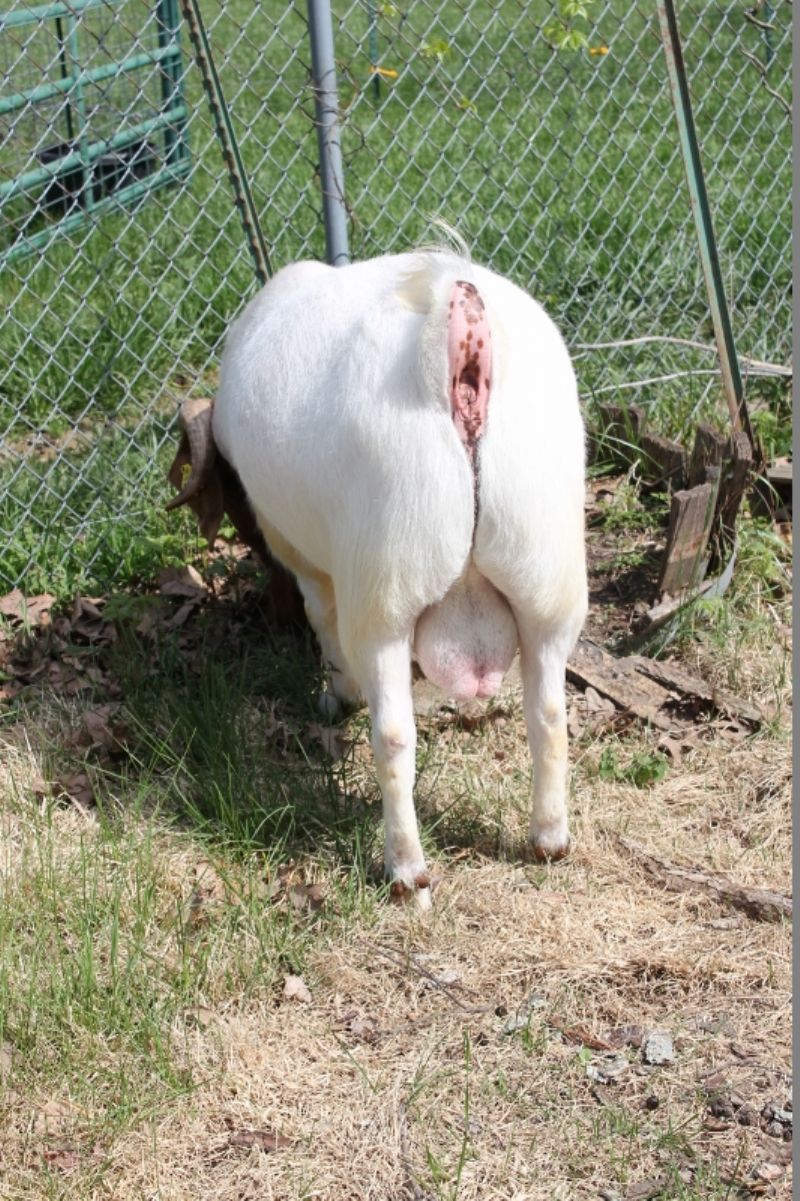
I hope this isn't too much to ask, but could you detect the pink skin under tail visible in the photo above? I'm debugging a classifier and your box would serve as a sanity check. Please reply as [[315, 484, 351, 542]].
[[447, 280, 492, 468]]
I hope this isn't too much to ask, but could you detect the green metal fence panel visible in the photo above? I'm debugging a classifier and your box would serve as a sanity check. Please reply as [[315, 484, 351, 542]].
[[1, 0, 190, 262], [0, 1, 791, 594]]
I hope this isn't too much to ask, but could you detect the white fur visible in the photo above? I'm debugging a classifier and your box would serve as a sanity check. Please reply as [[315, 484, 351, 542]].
[[213, 249, 588, 903]]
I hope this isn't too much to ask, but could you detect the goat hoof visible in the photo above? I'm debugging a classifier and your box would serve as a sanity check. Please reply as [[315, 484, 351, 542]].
[[389, 871, 433, 911], [527, 836, 571, 864]]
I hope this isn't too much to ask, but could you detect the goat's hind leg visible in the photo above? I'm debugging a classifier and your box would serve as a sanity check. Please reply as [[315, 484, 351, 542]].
[[341, 625, 430, 909], [513, 613, 581, 862]]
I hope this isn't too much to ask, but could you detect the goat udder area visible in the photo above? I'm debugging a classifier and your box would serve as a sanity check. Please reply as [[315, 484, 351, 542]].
[[412, 564, 518, 702]]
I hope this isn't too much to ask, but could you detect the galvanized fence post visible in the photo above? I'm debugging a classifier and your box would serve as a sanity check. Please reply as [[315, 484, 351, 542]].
[[179, 0, 272, 286], [306, 0, 350, 266], [656, 0, 756, 454]]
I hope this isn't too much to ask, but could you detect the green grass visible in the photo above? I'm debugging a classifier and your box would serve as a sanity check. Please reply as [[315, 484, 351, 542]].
[[1, 0, 791, 596]]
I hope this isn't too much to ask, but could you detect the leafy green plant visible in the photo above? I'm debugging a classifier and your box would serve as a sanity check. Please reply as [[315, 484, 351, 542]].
[[419, 37, 451, 64], [544, 0, 597, 51], [598, 746, 669, 788]]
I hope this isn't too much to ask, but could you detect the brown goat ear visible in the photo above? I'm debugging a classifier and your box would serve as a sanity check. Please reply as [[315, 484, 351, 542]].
[[166, 429, 192, 497], [166, 419, 225, 547], [185, 472, 226, 548]]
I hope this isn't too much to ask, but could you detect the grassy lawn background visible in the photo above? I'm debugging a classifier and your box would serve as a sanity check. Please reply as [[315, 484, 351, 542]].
[[1, 0, 792, 596]]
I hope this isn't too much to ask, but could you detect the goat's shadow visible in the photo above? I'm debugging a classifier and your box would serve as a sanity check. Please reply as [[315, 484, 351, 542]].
[[5, 573, 522, 879], [112, 585, 514, 872]]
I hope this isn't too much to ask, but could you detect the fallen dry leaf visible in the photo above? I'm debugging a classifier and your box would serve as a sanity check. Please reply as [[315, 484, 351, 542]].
[[567, 699, 585, 738], [42, 1144, 81, 1171], [184, 1005, 215, 1028], [554, 1022, 615, 1051], [585, 685, 616, 715], [348, 1015, 380, 1043], [71, 596, 104, 623], [605, 1024, 645, 1049], [287, 881, 327, 913], [158, 565, 207, 599], [625, 1178, 667, 1201], [52, 773, 94, 810], [283, 974, 312, 1004], [0, 591, 56, 626], [227, 1129, 292, 1153], [80, 704, 125, 753], [33, 1098, 78, 1136], [0, 589, 25, 620], [754, 1163, 784, 1183], [586, 1053, 630, 1085], [165, 599, 202, 629], [306, 723, 349, 762]]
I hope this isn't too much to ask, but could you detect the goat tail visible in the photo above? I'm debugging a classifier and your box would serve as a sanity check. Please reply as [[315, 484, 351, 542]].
[[396, 246, 492, 467]]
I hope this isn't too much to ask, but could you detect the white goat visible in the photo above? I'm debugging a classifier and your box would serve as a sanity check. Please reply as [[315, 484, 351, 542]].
[[170, 246, 587, 908]]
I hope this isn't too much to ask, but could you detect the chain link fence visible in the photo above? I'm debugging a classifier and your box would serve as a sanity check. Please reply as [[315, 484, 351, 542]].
[[1, 0, 791, 593]]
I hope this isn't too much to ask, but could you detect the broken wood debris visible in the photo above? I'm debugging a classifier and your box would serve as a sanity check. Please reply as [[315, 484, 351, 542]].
[[589, 404, 762, 615], [566, 637, 766, 735], [610, 834, 792, 923]]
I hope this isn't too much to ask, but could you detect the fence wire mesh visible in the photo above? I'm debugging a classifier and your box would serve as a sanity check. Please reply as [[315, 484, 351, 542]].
[[1, 0, 791, 594]]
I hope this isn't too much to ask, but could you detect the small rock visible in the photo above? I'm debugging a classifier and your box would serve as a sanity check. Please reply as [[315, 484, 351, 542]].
[[283, 974, 312, 1004], [586, 1053, 630, 1085], [643, 1030, 674, 1065], [644, 1094, 660, 1111], [502, 993, 546, 1034], [737, 1105, 758, 1127], [755, 1163, 784, 1183]]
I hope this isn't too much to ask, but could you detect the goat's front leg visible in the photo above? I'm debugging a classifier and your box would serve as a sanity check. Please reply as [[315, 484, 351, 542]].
[[351, 634, 431, 909], [516, 621, 575, 862]]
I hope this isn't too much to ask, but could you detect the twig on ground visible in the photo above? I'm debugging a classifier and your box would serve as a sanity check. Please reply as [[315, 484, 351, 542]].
[[363, 940, 490, 1013], [610, 833, 792, 923]]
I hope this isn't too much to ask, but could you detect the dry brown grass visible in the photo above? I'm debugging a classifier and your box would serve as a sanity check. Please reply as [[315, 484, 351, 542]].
[[0, 585, 791, 1200]]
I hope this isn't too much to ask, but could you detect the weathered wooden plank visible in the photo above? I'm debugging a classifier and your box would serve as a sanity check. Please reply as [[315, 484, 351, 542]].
[[639, 432, 687, 489], [657, 478, 718, 595], [751, 458, 792, 518], [567, 638, 675, 732], [688, 422, 728, 487], [627, 654, 766, 727], [718, 431, 753, 542], [566, 637, 766, 733]]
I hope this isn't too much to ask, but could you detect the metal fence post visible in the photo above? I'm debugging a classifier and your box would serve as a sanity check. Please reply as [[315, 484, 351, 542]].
[[656, 0, 756, 454], [180, 0, 272, 285], [306, 0, 350, 266]]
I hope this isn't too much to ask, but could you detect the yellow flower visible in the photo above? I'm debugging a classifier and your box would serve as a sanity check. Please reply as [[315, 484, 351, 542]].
[[589, 45, 609, 56]]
